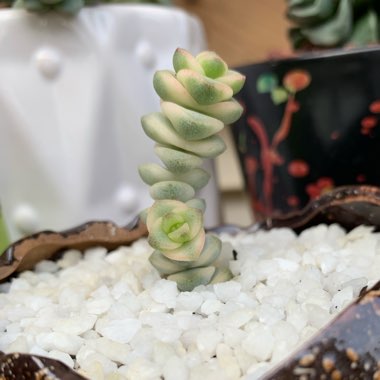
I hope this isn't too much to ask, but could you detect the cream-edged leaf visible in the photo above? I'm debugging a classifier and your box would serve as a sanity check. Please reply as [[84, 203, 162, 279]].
[[176, 69, 233, 105], [196, 51, 228, 79], [150, 181, 195, 202], [155, 145, 203, 173], [146, 199, 186, 230], [217, 70, 246, 94], [168, 266, 215, 291], [148, 216, 182, 250], [149, 249, 190, 275], [173, 48, 204, 74], [162, 229, 205, 262], [161, 101, 224, 141], [141, 113, 226, 158]]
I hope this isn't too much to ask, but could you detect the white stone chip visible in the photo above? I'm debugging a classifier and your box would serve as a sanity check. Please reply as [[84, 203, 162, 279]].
[[36, 332, 83, 355], [95, 318, 141, 344], [52, 314, 97, 336], [48, 349, 75, 368], [213, 281, 242, 302], [162, 356, 189, 380], [149, 279, 179, 308], [242, 326, 275, 362]]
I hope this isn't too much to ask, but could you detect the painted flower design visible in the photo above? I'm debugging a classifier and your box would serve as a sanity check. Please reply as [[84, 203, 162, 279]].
[[146, 199, 205, 262], [306, 177, 334, 200]]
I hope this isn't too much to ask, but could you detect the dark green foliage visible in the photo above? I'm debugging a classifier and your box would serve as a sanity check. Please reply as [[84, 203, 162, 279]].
[[286, 0, 380, 50]]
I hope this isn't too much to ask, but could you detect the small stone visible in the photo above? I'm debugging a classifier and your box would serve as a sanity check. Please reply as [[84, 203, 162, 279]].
[[85, 297, 113, 315], [219, 309, 255, 328], [216, 343, 241, 379], [242, 326, 274, 362], [123, 357, 161, 380], [176, 292, 203, 312], [149, 279, 179, 308], [36, 332, 83, 355], [35, 260, 59, 273], [153, 341, 176, 365], [80, 351, 118, 377], [48, 349, 75, 368], [196, 328, 223, 359], [29, 345, 48, 356], [9, 278, 31, 292], [213, 281, 241, 302], [95, 318, 141, 344], [163, 356, 189, 380], [305, 304, 331, 329], [57, 249, 82, 268], [201, 299, 223, 315], [86, 337, 131, 364], [52, 314, 97, 335], [257, 303, 284, 325], [3, 335, 29, 353], [84, 247, 108, 261], [331, 286, 354, 312], [222, 327, 246, 348]]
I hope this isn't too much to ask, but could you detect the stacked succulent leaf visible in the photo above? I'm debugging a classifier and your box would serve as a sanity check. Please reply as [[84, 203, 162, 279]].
[[139, 48, 245, 291], [287, 0, 380, 49]]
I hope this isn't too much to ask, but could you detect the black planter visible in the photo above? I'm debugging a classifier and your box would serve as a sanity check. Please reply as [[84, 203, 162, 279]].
[[232, 47, 380, 220]]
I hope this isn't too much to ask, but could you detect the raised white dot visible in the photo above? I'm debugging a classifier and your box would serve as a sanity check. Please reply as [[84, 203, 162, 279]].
[[13, 204, 40, 235], [34, 47, 62, 79], [135, 41, 156, 68], [115, 185, 139, 213]]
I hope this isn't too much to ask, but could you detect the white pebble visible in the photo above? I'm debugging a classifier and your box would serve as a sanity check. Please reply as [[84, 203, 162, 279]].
[[216, 343, 241, 379], [196, 328, 223, 359], [331, 286, 354, 312], [57, 249, 82, 268], [35, 260, 59, 273], [52, 314, 97, 336], [242, 326, 274, 362], [95, 318, 141, 343], [201, 299, 223, 315], [36, 332, 83, 355], [123, 357, 161, 380], [86, 337, 131, 364], [163, 356, 189, 380], [176, 292, 203, 312], [214, 281, 242, 302], [149, 279, 179, 308], [84, 246, 108, 261], [85, 297, 113, 315], [48, 349, 75, 368]]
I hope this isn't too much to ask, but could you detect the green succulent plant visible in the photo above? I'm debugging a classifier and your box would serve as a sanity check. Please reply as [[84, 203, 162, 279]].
[[139, 48, 245, 291], [8, 0, 169, 15], [286, 0, 380, 50]]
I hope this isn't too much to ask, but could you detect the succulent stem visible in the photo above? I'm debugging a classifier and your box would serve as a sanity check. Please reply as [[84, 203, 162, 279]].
[[139, 48, 245, 291]]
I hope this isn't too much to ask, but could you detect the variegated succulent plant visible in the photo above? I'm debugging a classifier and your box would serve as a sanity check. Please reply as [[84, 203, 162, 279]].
[[139, 48, 245, 291], [286, 0, 380, 50]]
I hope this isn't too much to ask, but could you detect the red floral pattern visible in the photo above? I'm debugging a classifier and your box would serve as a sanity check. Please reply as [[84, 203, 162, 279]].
[[306, 178, 335, 200]]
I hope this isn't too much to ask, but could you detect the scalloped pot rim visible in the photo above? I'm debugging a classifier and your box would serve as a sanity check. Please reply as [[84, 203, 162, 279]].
[[237, 45, 380, 69], [2, 185, 380, 282]]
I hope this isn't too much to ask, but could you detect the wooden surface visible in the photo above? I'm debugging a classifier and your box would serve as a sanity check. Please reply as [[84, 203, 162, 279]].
[[174, 0, 292, 67]]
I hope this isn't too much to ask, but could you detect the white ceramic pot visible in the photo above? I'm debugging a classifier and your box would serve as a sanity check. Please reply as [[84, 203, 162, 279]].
[[0, 4, 220, 240]]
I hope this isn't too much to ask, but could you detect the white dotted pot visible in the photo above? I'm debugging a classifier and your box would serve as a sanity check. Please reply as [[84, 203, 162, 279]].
[[0, 5, 220, 240]]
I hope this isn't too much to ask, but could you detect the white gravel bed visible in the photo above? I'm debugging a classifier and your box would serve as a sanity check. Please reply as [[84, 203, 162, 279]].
[[1, 223, 380, 379]]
